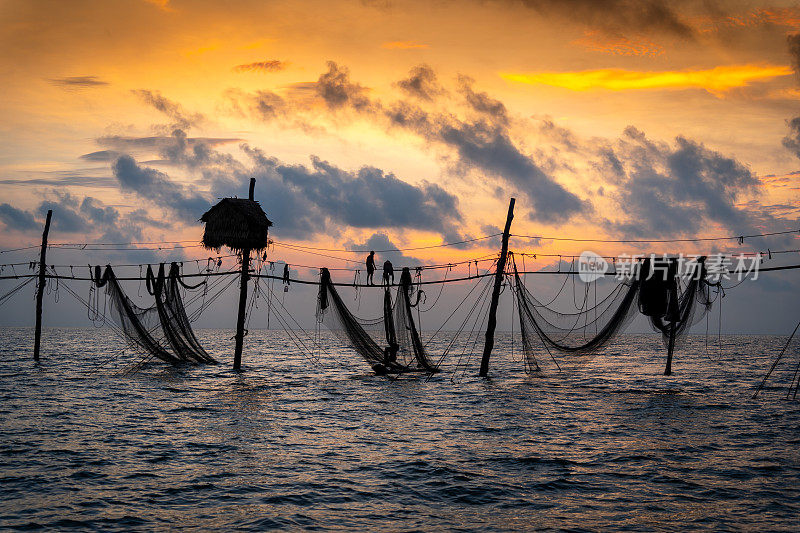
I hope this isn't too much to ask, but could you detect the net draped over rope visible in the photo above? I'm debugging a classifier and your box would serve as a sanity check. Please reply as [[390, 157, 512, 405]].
[[512, 255, 715, 373], [93, 263, 216, 365], [317, 267, 439, 374], [146, 263, 217, 364], [637, 256, 714, 350], [512, 257, 641, 372]]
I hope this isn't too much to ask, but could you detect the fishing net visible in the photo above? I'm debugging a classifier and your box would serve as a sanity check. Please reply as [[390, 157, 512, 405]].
[[317, 267, 438, 374], [511, 257, 640, 373], [638, 256, 714, 351], [513, 254, 716, 374], [93, 264, 215, 365], [147, 263, 217, 364], [93, 265, 180, 365], [394, 267, 438, 373]]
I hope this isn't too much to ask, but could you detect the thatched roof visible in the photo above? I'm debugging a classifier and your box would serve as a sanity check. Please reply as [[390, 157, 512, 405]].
[[200, 198, 272, 252]]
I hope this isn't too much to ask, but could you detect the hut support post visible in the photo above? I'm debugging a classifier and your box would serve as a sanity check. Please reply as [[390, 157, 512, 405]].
[[233, 179, 256, 370], [33, 209, 53, 362], [479, 198, 515, 377]]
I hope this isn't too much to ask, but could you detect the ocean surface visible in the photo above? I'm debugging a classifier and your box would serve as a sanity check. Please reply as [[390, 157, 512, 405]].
[[1, 328, 800, 531]]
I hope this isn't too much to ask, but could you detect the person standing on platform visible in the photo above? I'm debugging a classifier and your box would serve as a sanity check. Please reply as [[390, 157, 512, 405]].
[[366, 251, 376, 286]]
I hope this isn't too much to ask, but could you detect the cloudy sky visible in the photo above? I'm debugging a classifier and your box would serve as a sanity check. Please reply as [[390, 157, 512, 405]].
[[1, 0, 798, 331]]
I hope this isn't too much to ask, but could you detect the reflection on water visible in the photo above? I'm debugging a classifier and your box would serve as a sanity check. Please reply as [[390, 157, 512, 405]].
[[1, 328, 799, 530]]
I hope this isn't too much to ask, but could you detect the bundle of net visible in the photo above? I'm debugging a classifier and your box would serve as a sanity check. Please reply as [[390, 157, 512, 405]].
[[316, 268, 437, 374], [638, 256, 715, 353]]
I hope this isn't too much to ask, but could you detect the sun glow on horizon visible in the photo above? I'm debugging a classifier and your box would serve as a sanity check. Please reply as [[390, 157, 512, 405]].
[[500, 64, 793, 94]]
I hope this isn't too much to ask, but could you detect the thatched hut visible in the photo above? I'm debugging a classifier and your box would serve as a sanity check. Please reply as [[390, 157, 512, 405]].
[[200, 198, 272, 253]]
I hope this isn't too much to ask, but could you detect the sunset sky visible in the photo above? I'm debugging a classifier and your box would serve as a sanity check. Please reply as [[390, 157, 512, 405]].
[[1, 0, 799, 331]]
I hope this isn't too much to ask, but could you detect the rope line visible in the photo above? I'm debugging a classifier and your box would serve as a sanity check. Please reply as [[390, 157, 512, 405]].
[[511, 228, 800, 243], [3, 262, 797, 285]]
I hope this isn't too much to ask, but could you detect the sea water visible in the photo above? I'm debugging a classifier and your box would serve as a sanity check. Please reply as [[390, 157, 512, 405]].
[[1, 328, 799, 531]]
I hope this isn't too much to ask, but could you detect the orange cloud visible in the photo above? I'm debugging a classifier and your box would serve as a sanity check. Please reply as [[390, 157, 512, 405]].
[[381, 41, 429, 50], [694, 8, 800, 34], [500, 65, 792, 95], [572, 31, 664, 58], [233, 60, 287, 73]]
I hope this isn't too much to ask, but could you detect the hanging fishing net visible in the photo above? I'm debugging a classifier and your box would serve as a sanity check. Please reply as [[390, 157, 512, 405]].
[[93, 264, 216, 365], [638, 256, 714, 351], [393, 267, 438, 373], [513, 254, 716, 374], [93, 265, 179, 364], [317, 267, 438, 374], [512, 257, 641, 373], [147, 263, 217, 364]]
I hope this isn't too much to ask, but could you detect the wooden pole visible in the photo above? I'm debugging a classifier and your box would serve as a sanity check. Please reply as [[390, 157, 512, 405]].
[[33, 209, 53, 362], [233, 178, 256, 370], [664, 323, 676, 376], [479, 198, 515, 377]]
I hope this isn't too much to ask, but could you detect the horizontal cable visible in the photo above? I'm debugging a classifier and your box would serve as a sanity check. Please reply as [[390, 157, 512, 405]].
[[515, 248, 800, 261], [512, 228, 800, 244], [3, 262, 798, 284]]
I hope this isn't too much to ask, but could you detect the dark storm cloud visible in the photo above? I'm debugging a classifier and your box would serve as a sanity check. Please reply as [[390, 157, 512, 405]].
[[80, 197, 119, 226], [316, 61, 372, 110], [386, 101, 587, 223], [596, 147, 625, 179], [458, 76, 508, 124], [0, 194, 155, 240], [395, 65, 443, 101], [48, 76, 109, 88], [511, 0, 698, 39], [0, 204, 38, 232], [608, 127, 760, 238], [38, 199, 86, 233], [277, 156, 461, 233], [155, 129, 243, 170], [112, 155, 210, 220], [132, 89, 205, 129], [11, 193, 168, 264], [233, 60, 287, 73], [217, 145, 464, 241]]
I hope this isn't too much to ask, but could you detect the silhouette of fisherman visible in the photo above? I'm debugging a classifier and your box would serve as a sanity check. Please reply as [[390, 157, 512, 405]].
[[282, 263, 290, 285], [366, 251, 376, 285], [382, 259, 394, 287]]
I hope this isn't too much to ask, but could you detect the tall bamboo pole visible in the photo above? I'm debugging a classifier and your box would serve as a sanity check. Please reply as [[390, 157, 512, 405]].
[[33, 210, 53, 362], [479, 198, 515, 377]]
